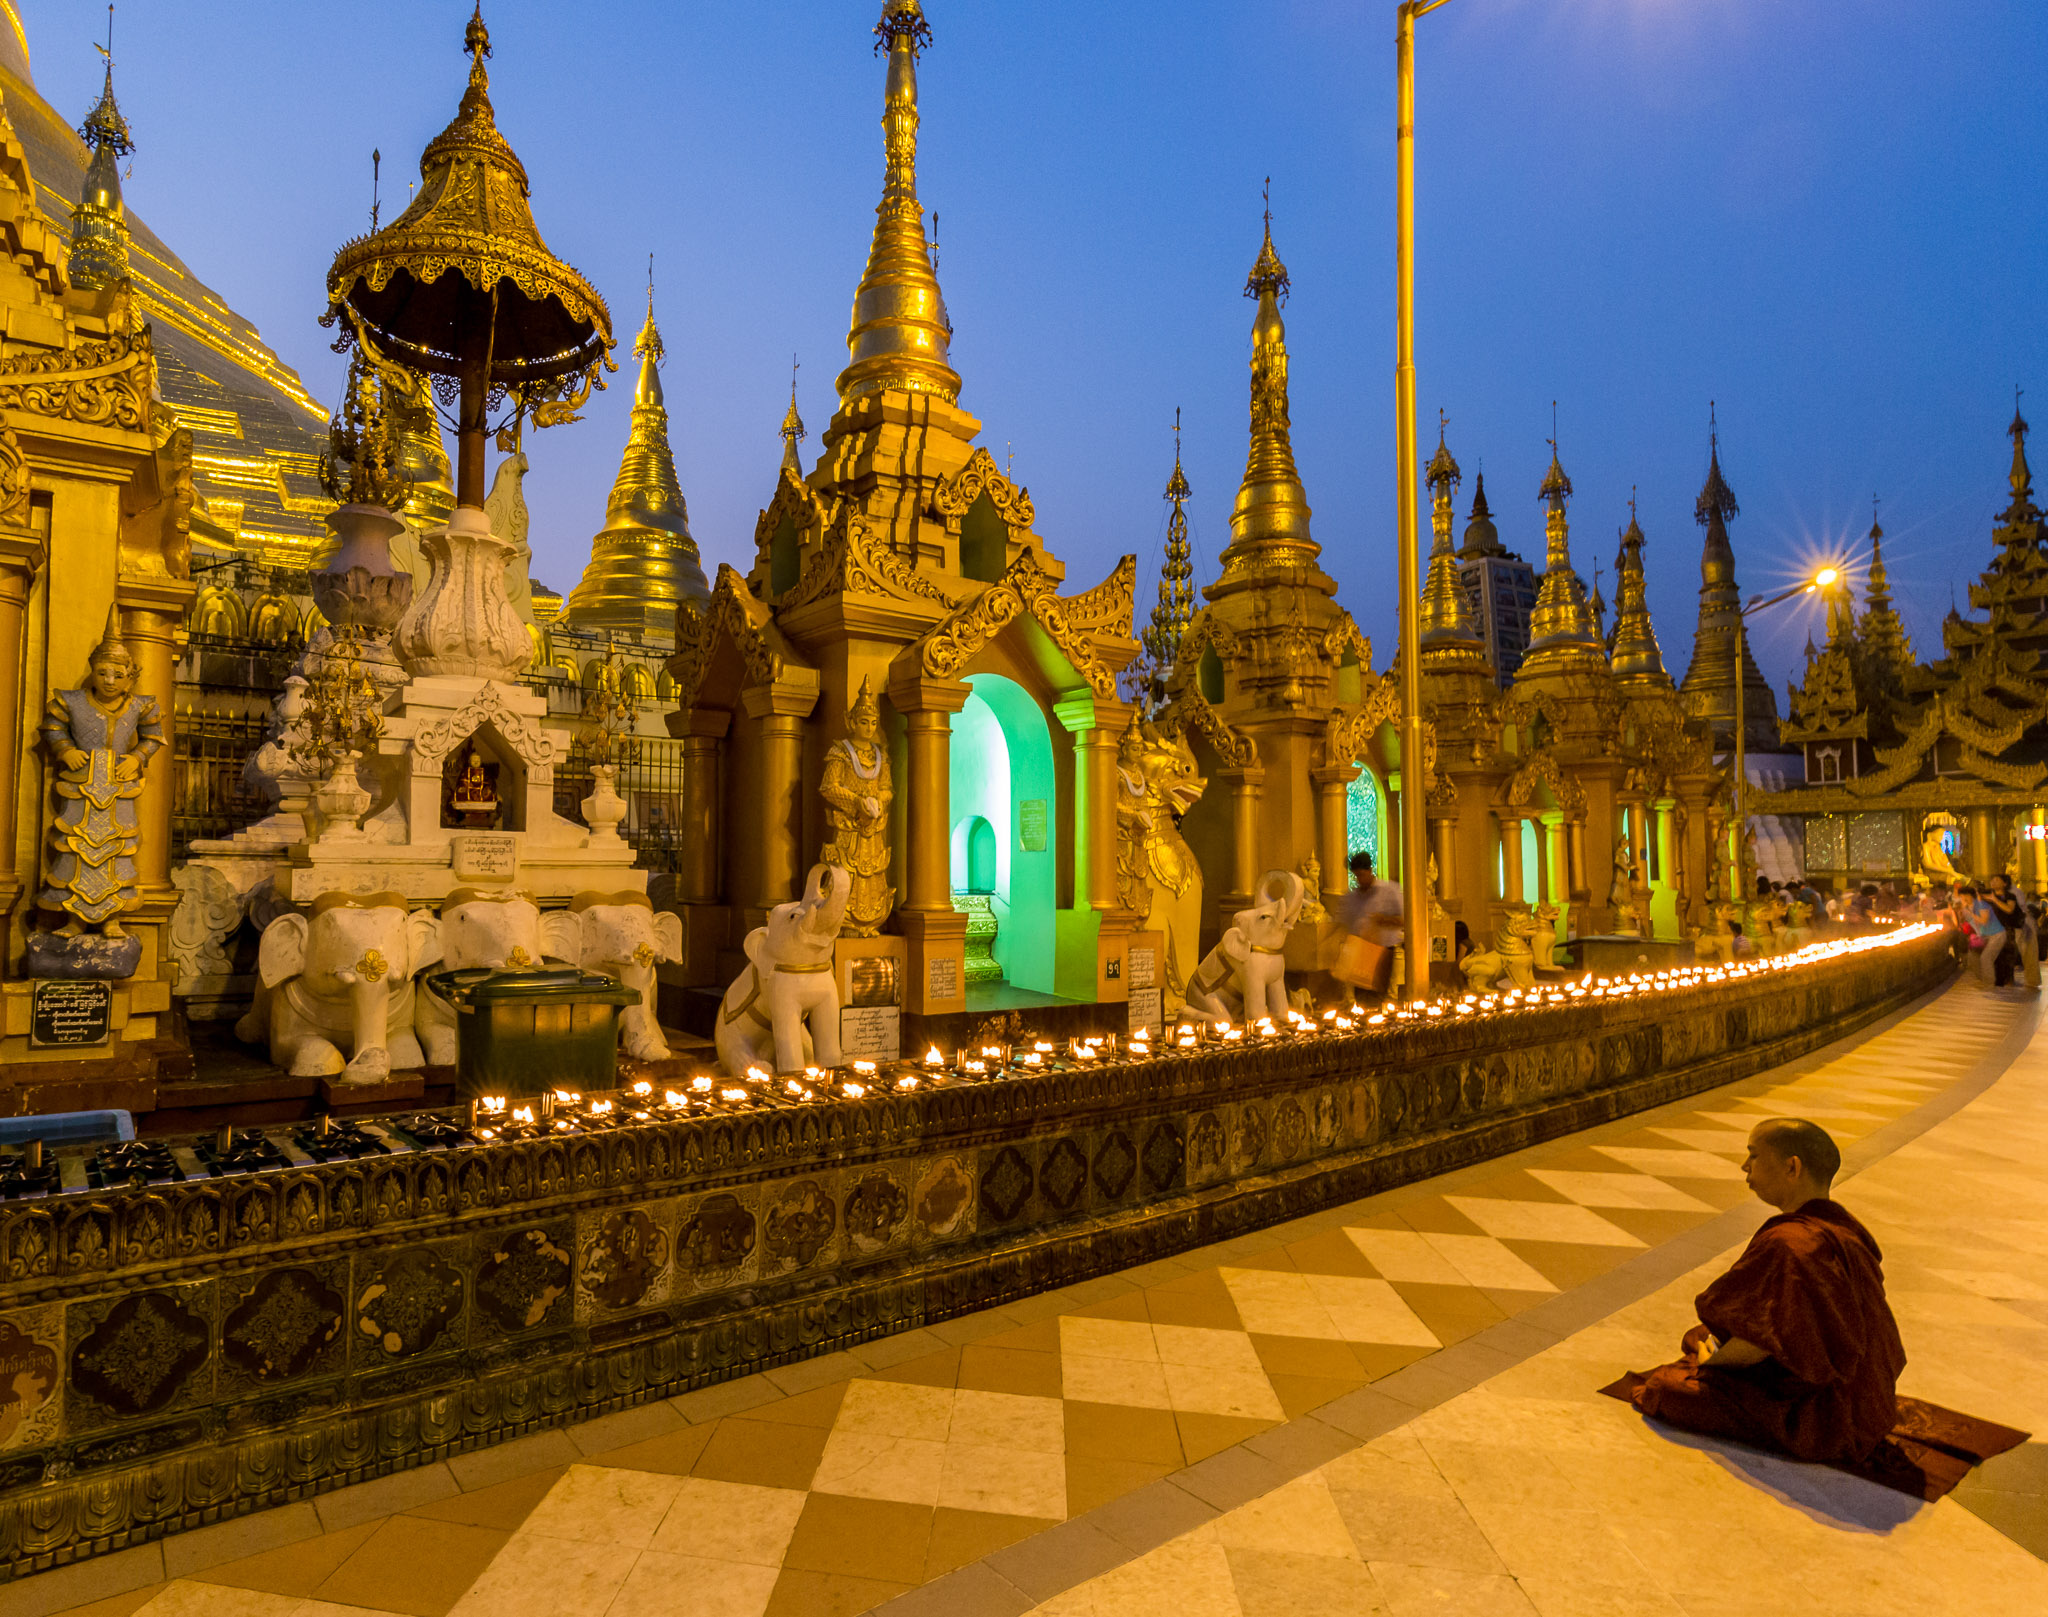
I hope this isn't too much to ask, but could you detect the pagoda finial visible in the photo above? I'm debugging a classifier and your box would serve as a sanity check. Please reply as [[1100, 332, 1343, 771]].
[[1538, 402, 1572, 508], [1218, 201, 1319, 580], [780, 355, 807, 475], [1696, 401, 1739, 528], [1518, 417, 1605, 676], [838, 1, 958, 405], [1142, 408, 1198, 684], [68, 4, 134, 292], [1245, 176, 1289, 303], [1419, 416, 1483, 656], [1859, 490, 1913, 675], [2009, 386, 2033, 508], [1425, 409, 1460, 493]]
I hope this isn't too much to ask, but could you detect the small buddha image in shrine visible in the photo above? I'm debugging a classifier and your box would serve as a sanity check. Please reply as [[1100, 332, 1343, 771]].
[[442, 742, 502, 830]]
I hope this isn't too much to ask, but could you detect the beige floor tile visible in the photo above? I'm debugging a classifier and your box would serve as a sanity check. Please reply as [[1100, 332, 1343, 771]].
[[606, 1553, 781, 1617], [518, 1464, 683, 1548], [189, 1523, 380, 1597], [1334, 1491, 1506, 1575], [134, 1586, 301, 1617], [1060, 1316, 1158, 1362], [1226, 1546, 1386, 1615], [1162, 1359, 1285, 1420], [779, 1492, 934, 1585], [1152, 1324, 1268, 1372], [1210, 1475, 1357, 1559], [1513, 1570, 1686, 1617], [949, 1387, 1065, 1452], [939, 1441, 1067, 1517], [444, 1531, 629, 1617], [1417, 1232, 1560, 1292], [1344, 1227, 1466, 1285], [312, 1518, 509, 1617], [1069, 1536, 1246, 1617], [1219, 1268, 1347, 1338], [1062, 1350, 1173, 1408], [832, 1377, 955, 1441], [1526, 1171, 1715, 1213], [1593, 1146, 1746, 1181], [809, 1429, 948, 1504], [646, 1477, 807, 1566], [1445, 1197, 1647, 1247], [405, 1467, 566, 1530], [1367, 1561, 1539, 1617]]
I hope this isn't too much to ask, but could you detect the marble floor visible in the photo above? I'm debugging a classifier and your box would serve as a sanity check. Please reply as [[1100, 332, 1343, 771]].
[[21, 977, 2048, 1617]]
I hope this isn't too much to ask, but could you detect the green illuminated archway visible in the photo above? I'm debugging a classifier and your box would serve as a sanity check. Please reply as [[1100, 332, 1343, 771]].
[[949, 673, 1058, 993]]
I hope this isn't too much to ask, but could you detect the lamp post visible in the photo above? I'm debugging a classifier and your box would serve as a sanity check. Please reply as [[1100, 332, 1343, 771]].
[[1395, 0, 1456, 1000], [1730, 566, 1838, 900]]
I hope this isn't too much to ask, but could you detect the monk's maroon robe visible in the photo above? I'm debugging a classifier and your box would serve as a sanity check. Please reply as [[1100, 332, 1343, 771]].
[[1627, 1199, 1907, 1463]]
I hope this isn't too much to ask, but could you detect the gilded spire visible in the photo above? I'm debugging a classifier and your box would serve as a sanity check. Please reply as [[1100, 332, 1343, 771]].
[[68, 11, 135, 294], [1608, 495, 1672, 692], [1678, 404, 1779, 746], [2007, 390, 2035, 522], [780, 357, 807, 476], [561, 286, 709, 634], [837, 2, 959, 404], [1517, 421, 1605, 675], [1217, 194, 1323, 583], [1419, 414, 1483, 651], [1858, 500, 1913, 675], [1458, 469, 1505, 559], [1141, 411, 1197, 681]]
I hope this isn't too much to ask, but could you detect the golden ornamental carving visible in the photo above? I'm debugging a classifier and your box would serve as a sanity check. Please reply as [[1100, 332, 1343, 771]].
[[668, 566, 809, 713], [0, 326, 153, 432], [1063, 555, 1138, 638], [917, 549, 1115, 698], [1322, 616, 1374, 671], [666, 598, 711, 714], [752, 464, 836, 561], [784, 507, 957, 613], [1161, 611, 1243, 700], [1502, 749, 1588, 817], [932, 446, 1035, 533], [1322, 706, 1376, 771], [1171, 686, 1259, 770], [0, 417, 29, 527]]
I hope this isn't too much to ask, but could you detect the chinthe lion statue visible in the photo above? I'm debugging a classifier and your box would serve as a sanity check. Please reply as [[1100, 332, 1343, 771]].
[[1115, 718, 1206, 1009], [1689, 900, 1743, 961], [1461, 907, 1544, 991]]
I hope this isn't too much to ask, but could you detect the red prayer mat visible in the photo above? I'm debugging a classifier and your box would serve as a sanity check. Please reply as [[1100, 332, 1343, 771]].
[[1601, 1371, 2030, 1501]]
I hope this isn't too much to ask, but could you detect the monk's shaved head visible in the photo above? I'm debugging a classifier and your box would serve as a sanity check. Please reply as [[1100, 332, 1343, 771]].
[[1750, 1118, 1841, 1184]]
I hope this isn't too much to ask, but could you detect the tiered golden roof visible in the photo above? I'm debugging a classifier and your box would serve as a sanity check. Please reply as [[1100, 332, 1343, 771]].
[[837, 1, 957, 405], [1516, 439, 1607, 677], [1418, 418, 1487, 663], [563, 293, 709, 636], [1607, 500, 1674, 693], [1677, 414, 1780, 747]]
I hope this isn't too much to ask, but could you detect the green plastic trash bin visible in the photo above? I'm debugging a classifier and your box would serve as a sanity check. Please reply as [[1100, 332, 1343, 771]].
[[424, 967, 640, 1098]]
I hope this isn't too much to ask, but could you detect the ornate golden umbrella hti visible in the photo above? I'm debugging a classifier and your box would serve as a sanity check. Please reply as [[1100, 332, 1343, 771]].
[[324, 4, 612, 513]]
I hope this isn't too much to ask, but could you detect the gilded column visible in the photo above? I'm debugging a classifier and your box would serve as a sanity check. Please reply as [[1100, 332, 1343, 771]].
[[1312, 764, 1358, 910], [740, 686, 819, 908], [118, 598, 184, 902], [1968, 808, 1994, 880], [889, 673, 971, 1017], [0, 530, 42, 944], [1566, 818, 1588, 902], [675, 710, 729, 905], [1498, 811, 1524, 905], [2031, 806, 2047, 893], [1431, 814, 1457, 904], [1054, 694, 1132, 912], [1219, 765, 1266, 910]]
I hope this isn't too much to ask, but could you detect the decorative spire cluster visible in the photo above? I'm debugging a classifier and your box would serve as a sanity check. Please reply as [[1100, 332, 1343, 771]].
[[1141, 412, 1197, 685], [1418, 415, 1483, 653], [1218, 197, 1321, 581], [1607, 495, 1672, 692], [1677, 405, 1779, 745], [68, 14, 135, 293], [780, 358, 807, 476], [837, 0, 959, 404], [1518, 421, 1605, 674]]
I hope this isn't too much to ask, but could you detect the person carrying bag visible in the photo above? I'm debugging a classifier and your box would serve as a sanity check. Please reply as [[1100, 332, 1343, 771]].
[[1335, 850, 1403, 1002]]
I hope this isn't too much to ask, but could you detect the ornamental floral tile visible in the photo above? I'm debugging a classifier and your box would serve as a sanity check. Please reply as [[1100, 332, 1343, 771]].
[[217, 1259, 349, 1393], [673, 1184, 761, 1298], [910, 1154, 976, 1248], [64, 1280, 215, 1432], [472, 1221, 576, 1340], [759, 1172, 843, 1281], [351, 1240, 467, 1365], [0, 1303, 62, 1453], [841, 1163, 913, 1260], [574, 1200, 680, 1321]]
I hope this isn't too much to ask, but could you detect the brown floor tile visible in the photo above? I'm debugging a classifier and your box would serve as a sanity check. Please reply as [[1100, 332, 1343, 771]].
[[1148, 1266, 1240, 1295], [1500, 1239, 1637, 1291], [872, 1347, 963, 1388], [1070, 1290, 1151, 1322], [1528, 1145, 1637, 1175], [1283, 1230, 1381, 1278], [1065, 1455, 1177, 1515], [53, 1589, 163, 1617], [1145, 1287, 1245, 1331], [586, 1424, 715, 1477], [1595, 1206, 1715, 1246], [924, 1506, 1058, 1580], [764, 1568, 914, 1617], [192, 1520, 382, 1596], [979, 1317, 1062, 1353], [1460, 1169, 1578, 1204], [1226, 1249, 1300, 1273], [1478, 1286, 1557, 1318], [1267, 1372, 1366, 1418], [959, 1344, 1064, 1398], [691, 1416, 829, 1490], [1392, 1196, 1490, 1236], [1064, 1400, 1187, 1465], [1668, 1179, 1754, 1210], [782, 1492, 935, 1584], [1175, 1411, 1277, 1463], [748, 1381, 851, 1430], [313, 1516, 509, 1617], [1349, 1342, 1437, 1381], [1345, 1207, 1418, 1232], [406, 1466, 566, 1529], [1246, 1333, 1373, 1380], [1390, 1281, 1509, 1344]]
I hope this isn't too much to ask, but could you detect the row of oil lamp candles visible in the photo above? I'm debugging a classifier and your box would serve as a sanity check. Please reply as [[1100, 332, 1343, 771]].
[[451, 925, 1937, 1138]]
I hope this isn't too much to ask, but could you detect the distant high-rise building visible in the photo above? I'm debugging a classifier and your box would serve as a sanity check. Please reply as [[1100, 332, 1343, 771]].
[[1455, 471, 1538, 687]]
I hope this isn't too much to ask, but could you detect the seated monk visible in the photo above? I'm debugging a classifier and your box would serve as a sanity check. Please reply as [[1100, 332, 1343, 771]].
[[1622, 1118, 1906, 1463]]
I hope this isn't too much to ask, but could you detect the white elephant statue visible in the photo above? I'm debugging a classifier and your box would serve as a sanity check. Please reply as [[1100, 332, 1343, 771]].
[[1182, 869, 1305, 1024], [541, 891, 684, 1061], [715, 864, 850, 1076], [235, 892, 441, 1081], [415, 889, 550, 1066]]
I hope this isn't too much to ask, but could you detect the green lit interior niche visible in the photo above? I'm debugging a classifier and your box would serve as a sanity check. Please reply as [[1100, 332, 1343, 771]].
[[949, 673, 1057, 993], [1344, 768, 1383, 870]]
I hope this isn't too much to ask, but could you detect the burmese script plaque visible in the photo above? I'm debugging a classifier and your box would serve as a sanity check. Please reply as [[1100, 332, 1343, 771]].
[[451, 833, 519, 881], [840, 1006, 901, 1062], [30, 980, 111, 1048], [1127, 946, 1156, 988], [1127, 986, 1163, 1039], [1018, 799, 1048, 852], [928, 954, 961, 1001]]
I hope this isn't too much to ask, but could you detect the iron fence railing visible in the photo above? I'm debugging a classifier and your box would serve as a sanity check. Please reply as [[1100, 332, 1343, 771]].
[[171, 709, 273, 858], [552, 735, 690, 874]]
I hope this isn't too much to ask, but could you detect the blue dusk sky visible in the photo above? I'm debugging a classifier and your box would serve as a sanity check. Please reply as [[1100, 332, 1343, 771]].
[[16, 0, 2048, 698]]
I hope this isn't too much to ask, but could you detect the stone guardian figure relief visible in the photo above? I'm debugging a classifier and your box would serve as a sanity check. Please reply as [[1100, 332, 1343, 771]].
[[819, 679, 895, 937]]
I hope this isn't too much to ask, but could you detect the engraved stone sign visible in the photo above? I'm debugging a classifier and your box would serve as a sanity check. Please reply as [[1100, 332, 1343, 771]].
[[840, 1006, 902, 1062], [1018, 798, 1048, 853], [1127, 986, 1163, 1039], [928, 954, 960, 1002], [30, 979, 112, 1047], [451, 833, 519, 881], [1127, 946, 1156, 988]]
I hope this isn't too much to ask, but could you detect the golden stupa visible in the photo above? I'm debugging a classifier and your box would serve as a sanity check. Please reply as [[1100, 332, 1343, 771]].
[[562, 290, 709, 635]]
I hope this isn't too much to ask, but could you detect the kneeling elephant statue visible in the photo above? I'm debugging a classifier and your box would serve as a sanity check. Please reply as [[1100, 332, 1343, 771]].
[[541, 891, 685, 1061], [237, 892, 441, 1081]]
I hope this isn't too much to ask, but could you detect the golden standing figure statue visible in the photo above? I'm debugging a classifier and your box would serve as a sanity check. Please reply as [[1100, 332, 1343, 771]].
[[40, 610, 164, 937], [820, 679, 895, 936]]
